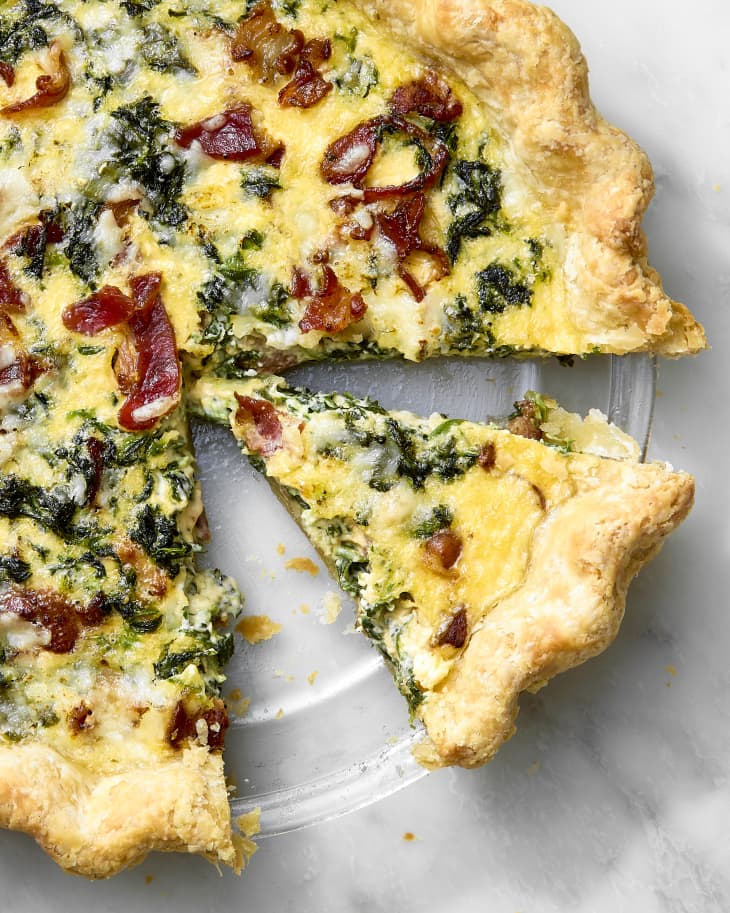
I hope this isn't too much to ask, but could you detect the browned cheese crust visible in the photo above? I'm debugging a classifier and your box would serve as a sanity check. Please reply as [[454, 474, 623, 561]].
[[363, 0, 706, 355], [416, 455, 694, 768]]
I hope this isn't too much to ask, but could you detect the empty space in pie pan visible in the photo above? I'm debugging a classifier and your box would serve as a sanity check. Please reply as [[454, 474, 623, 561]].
[[193, 353, 655, 837]]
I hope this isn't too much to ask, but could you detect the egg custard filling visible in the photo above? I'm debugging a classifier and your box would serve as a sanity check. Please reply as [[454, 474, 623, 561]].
[[190, 375, 693, 768]]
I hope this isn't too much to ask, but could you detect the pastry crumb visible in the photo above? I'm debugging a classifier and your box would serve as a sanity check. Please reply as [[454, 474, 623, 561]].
[[284, 556, 320, 576], [236, 614, 283, 644], [275, 707, 284, 719], [527, 760, 541, 776], [144, 874, 154, 885], [320, 590, 343, 624], [665, 664, 677, 676], [299, 603, 311, 615], [236, 808, 261, 838], [307, 670, 319, 686], [274, 669, 295, 682], [227, 690, 251, 718], [402, 831, 417, 842], [276, 543, 286, 555]]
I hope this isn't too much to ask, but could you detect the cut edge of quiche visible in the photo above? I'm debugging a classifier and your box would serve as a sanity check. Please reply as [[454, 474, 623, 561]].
[[189, 374, 694, 769], [362, 0, 705, 357]]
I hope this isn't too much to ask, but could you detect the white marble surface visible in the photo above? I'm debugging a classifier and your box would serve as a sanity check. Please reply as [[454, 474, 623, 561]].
[[2, 0, 729, 909]]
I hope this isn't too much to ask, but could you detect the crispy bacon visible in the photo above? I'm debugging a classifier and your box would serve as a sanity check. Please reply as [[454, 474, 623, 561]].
[[0, 62, 14, 87], [234, 393, 283, 456], [175, 105, 283, 164], [4, 219, 64, 262], [374, 193, 450, 301], [278, 59, 332, 108], [117, 273, 181, 432], [0, 42, 70, 116], [62, 286, 135, 336], [391, 72, 463, 123], [231, 0, 303, 80], [435, 606, 468, 648], [293, 265, 367, 334], [321, 115, 449, 202], [0, 588, 97, 654], [0, 260, 26, 313], [168, 699, 229, 750]]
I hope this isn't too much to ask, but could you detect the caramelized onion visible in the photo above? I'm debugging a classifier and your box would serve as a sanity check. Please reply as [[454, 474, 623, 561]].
[[231, 0, 303, 80], [1, 42, 70, 115], [321, 115, 449, 202]]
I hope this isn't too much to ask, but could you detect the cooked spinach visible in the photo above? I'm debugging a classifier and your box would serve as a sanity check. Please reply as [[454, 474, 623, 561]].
[[154, 634, 234, 680], [476, 262, 532, 314], [240, 166, 282, 200], [130, 504, 192, 576], [411, 504, 453, 539], [141, 23, 195, 74], [0, 555, 32, 584], [0, 0, 59, 66], [105, 97, 188, 228], [446, 159, 504, 263]]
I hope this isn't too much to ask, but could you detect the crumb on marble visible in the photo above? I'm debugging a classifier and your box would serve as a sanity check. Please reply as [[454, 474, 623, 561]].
[[236, 614, 283, 644], [320, 590, 343, 624], [144, 874, 154, 885], [276, 543, 286, 555], [275, 707, 284, 719], [527, 760, 541, 776], [402, 832, 416, 842], [307, 670, 319, 686], [285, 556, 320, 576]]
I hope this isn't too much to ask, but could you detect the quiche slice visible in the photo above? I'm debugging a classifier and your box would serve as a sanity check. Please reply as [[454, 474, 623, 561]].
[[190, 375, 694, 768], [0, 0, 705, 384], [0, 274, 241, 875]]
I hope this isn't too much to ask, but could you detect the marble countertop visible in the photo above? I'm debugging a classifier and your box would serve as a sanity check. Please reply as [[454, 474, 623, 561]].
[[2, 0, 728, 909]]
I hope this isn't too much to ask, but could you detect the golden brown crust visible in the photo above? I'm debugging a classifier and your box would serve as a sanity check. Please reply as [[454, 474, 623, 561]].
[[416, 457, 694, 768], [362, 0, 706, 355], [0, 742, 240, 878]]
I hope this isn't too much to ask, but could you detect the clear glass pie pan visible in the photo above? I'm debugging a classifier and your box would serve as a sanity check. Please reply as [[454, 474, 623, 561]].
[[192, 352, 656, 838]]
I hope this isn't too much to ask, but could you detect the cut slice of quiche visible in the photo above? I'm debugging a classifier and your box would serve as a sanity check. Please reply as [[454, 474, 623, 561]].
[[190, 375, 694, 768], [0, 0, 705, 386], [0, 276, 241, 875]]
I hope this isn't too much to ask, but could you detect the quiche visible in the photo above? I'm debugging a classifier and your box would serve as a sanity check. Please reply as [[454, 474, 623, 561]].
[[190, 376, 694, 768], [0, 0, 705, 387], [0, 0, 702, 880]]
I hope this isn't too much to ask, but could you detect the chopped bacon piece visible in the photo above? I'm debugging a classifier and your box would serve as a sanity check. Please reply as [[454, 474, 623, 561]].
[[391, 72, 463, 123], [0, 347, 34, 393], [112, 332, 137, 394], [231, 0, 303, 80], [278, 59, 332, 108], [105, 197, 140, 227], [234, 393, 283, 456], [374, 193, 450, 301], [175, 105, 283, 164], [0, 260, 26, 313], [293, 265, 367, 334], [117, 273, 181, 432], [4, 219, 64, 265], [477, 441, 496, 470], [62, 286, 135, 336], [0, 588, 81, 654], [85, 437, 106, 506], [424, 529, 463, 570], [168, 699, 229, 750], [435, 606, 468, 648], [321, 115, 449, 202], [0, 62, 14, 87], [0, 42, 70, 115], [508, 400, 544, 441]]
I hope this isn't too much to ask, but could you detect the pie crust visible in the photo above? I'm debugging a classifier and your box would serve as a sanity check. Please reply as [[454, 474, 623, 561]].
[[363, 0, 705, 355]]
